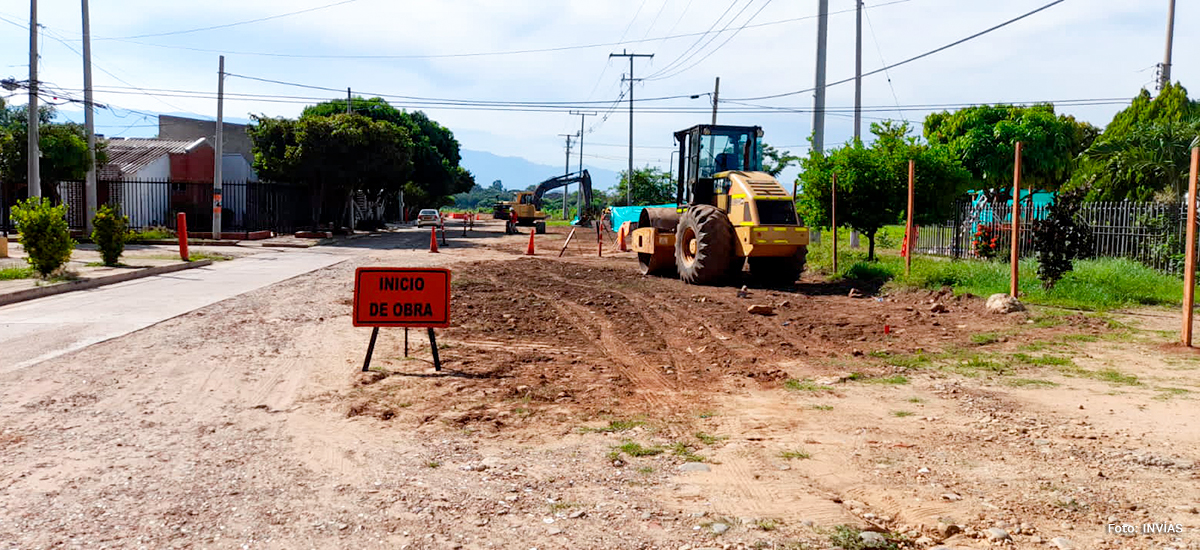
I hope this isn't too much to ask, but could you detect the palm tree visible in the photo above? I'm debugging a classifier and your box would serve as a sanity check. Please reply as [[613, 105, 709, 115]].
[[1083, 119, 1200, 201]]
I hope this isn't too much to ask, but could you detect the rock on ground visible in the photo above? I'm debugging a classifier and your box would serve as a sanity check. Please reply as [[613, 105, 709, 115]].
[[986, 293, 1025, 314]]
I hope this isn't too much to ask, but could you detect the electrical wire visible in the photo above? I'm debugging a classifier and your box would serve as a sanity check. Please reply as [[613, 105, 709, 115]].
[[99, 0, 363, 40], [862, 0, 906, 122], [646, 0, 774, 82], [643, 0, 744, 80], [725, 0, 1068, 101]]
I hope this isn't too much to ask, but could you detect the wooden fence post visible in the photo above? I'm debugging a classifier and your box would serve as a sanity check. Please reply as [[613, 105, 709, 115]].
[[831, 173, 838, 275], [1182, 147, 1198, 346], [906, 159, 915, 277], [1010, 142, 1023, 298]]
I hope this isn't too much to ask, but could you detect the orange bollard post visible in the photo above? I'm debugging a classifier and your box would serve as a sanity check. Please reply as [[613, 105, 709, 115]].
[[617, 222, 629, 251], [429, 226, 439, 253], [526, 227, 536, 255], [176, 212, 189, 261], [597, 222, 603, 257]]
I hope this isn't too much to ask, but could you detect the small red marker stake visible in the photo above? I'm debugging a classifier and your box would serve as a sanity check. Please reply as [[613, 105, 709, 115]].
[[884, 325, 891, 336]]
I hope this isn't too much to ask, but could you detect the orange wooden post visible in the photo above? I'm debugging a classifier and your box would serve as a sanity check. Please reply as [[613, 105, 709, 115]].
[[1183, 147, 1199, 346], [905, 159, 915, 277], [831, 173, 838, 274], [176, 212, 189, 261], [1010, 142, 1023, 298]]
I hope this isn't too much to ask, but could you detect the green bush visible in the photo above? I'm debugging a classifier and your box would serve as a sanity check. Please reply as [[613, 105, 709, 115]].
[[91, 205, 129, 266], [11, 197, 75, 277]]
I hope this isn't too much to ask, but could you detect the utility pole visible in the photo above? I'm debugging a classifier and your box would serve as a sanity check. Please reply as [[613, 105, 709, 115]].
[[558, 133, 575, 219], [213, 55, 225, 239], [854, 0, 863, 140], [346, 87, 352, 114], [569, 110, 596, 220], [711, 77, 720, 125], [609, 50, 654, 206], [82, 0, 97, 231], [27, 0, 40, 198], [1159, 0, 1177, 91], [812, 0, 830, 155]]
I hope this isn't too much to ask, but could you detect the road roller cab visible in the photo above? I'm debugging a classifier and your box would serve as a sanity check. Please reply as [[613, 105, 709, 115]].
[[629, 124, 809, 285]]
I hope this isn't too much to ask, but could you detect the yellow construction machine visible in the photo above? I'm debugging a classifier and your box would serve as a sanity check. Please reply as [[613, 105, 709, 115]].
[[629, 124, 808, 285]]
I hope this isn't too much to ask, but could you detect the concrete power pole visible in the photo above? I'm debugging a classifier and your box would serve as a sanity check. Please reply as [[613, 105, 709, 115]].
[[346, 87, 352, 114], [711, 77, 720, 125], [213, 55, 225, 239], [1159, 0, 1177, 91], [609, 50, 654, 206], [854, 0, 863, 141], [812, 0, 830, 155], [569, 110, 597, 220], [27, 0, 40, 198], [558, 133, 575, 219], [82, 0, 98, 231]]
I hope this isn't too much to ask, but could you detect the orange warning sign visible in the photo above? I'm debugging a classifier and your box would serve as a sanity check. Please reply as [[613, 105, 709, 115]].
[[353, 268, 450, 328]]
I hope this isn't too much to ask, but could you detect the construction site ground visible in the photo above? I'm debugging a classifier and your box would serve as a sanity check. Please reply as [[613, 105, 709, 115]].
[[1, 220, 1198, 550]]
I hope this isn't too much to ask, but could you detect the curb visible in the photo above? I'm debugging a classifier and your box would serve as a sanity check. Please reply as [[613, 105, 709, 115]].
[[0, 260, 215, 308], [261, 242, 316, 249]]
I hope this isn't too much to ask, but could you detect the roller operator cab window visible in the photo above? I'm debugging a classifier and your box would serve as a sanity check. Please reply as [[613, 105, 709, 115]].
[[699, 128, 763, 178]]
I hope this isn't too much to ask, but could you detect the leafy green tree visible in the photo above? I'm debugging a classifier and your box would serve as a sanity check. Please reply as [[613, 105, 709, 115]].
[[613, 166, 674, 206], [762, 143, 801, 177], [798, 122, 971, 260], [0, 104, 105, 200], [923, 104, 1097, 196], [1071, 119, 1200, 201], [1066, 84, 1200, 201]]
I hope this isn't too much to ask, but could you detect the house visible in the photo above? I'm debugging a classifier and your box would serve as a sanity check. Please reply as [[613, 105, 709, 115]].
[[96, 137, 255, 229]]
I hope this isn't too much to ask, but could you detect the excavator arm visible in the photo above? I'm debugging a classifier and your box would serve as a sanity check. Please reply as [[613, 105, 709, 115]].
[[530, 170, 594, 221]]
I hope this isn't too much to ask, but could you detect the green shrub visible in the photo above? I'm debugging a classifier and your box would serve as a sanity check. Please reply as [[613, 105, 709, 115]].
[[91, 205, 129, 266], [1032, 190, 1094, 289], [11, 197, 74, 277]]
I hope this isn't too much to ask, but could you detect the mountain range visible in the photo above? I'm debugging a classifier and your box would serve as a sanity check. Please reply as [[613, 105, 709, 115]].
[[459, 150, 620, 192]]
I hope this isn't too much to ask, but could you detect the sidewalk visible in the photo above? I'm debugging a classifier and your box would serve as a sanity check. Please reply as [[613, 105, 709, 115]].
[[0, 249, 348, 372]]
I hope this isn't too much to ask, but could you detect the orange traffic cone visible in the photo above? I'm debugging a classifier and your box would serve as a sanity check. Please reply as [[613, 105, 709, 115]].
[[526, 227, 536, 255], [429, 226, 439, 253]]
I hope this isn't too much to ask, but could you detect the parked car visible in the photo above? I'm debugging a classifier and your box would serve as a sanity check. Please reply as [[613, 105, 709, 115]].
[[416, 209, 442, 228]]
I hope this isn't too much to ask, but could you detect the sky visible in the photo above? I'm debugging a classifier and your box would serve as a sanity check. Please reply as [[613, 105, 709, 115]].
[[0, 0, 1193, 188]]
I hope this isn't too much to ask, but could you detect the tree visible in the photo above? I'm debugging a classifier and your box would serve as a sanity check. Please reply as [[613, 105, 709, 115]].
[[1066, 84, 1200, 201], [797, 122, 971, 260], [762, 143, 801, 177], [0, 103, 104, 201], [613, 166, 674, 206], [923, 104, 1097, 197]]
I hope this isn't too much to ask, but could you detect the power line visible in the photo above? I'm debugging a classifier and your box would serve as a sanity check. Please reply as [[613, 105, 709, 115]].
[[647, 0, 775, 82], [725, 0, 1068, 101], [862, 0, 905, 122], [98, 0, 363, 40], [55, 0, 910, 61], [643, 0, 743, 80]]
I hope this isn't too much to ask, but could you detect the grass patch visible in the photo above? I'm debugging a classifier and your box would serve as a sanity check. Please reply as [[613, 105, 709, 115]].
[[948, 355, 1011, 376], [890, 410, 915, 417], [580, 419, 645, 433], [669, 442, 706, 463], [779, 449, 811, 460], [863, 374, 910, 385], [613, 441, 663, 458], [1086, 369, 1141, 386], [811, 404, 834, 411], [125, 227, 175, 242], [695, 432, 727, 445], [1062, 333, 1100, 343], [140, 252, 233, 262], [872, 350, 933, 369], [754, 518, 780, 531], [1011, 353, 1074, 367], [425, 460, 441, 468], [636, 466, 654, 474], [906, 396, 924, 403], [1153, 387, 1190, 400], [816, 253, 1185, 311], [1005, 378, 1060, 388], [0, 266, 35, 280], [784, 378, 833, 392], [970, 332, 1001, 345], [548, 501, 582, 513]]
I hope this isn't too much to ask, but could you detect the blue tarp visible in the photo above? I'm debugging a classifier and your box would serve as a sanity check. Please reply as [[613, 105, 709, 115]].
[[610, 204, 677, 229]]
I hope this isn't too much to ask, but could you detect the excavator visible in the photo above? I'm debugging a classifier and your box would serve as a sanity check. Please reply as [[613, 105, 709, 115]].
[[492, 170, 595, 234], [629, 124, 809, 285]]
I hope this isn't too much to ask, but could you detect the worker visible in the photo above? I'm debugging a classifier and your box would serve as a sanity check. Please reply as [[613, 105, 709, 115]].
[[507, 208, 518, 235]]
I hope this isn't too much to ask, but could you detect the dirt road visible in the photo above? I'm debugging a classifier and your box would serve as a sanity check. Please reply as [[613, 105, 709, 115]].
[[1, 221, 1198, 549]]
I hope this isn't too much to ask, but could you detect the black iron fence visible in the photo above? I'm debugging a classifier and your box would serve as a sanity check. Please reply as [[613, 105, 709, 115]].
[[44, 179, 313, 234], [918, 198, 1191, 274]]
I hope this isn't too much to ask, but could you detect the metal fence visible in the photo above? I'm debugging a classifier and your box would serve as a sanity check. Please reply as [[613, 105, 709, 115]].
[[918, 198, 1191, 273], [46, 179, 314, 234]]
